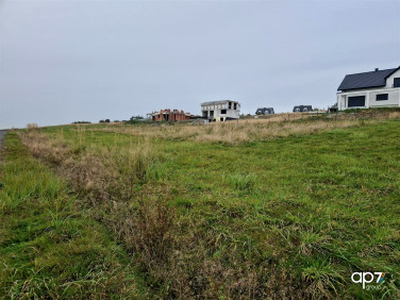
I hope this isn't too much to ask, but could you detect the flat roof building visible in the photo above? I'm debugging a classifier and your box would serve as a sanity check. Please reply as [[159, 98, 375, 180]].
[[201, 100, 241, 122]]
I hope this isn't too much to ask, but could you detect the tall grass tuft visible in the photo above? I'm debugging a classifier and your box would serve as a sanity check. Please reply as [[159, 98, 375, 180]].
[[227, 173, 257, 191], [26, 123, 39, 130], [302, 259, 344, 298], [132, 199, 175, 265]]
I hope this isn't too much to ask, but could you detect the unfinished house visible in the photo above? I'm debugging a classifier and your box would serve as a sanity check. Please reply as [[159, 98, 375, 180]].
[[150, 109, 193, 122], [201, 100, 241, 122]]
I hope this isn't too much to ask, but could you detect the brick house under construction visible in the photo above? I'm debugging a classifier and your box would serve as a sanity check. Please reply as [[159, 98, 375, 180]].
[[150, 109, 193, 122]]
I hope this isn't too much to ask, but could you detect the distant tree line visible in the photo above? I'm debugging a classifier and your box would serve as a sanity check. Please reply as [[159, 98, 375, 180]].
[[124, 115, 149, 124], [72, 121, 91, 124], [72, 115, 150, 125]]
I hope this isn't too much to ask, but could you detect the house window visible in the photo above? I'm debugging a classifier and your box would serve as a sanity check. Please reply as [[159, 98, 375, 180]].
[[394, 78, 400, 88], [221, 109, 227, 114], [348, 96, 365, 107], [376, 94, 389, 101]]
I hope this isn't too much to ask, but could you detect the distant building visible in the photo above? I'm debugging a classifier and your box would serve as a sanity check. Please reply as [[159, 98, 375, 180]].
[[255, 107, 275, 115], [201, 100, 241, 122], [293, 105, 313, 112], [150, 109, 193, 122], [337, 66, 400, 110]]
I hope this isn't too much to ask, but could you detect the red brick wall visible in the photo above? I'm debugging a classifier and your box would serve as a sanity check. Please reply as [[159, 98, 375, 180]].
[[152, 109, 191, 122]]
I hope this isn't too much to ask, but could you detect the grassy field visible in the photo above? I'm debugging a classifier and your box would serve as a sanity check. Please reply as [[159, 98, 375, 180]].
[[1, 112, 400, 298]]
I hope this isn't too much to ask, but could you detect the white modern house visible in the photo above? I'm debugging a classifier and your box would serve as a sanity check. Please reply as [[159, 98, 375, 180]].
[[201, 100, 241, 122], [337, 66, 400, 110]]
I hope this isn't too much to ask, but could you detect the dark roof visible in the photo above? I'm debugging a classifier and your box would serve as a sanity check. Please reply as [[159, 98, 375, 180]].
[[337, 67, 399, 91]]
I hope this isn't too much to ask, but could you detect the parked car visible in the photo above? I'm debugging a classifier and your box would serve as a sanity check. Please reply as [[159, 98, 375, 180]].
[[255, 107, 275, 115], [293, 105, 312, 113]]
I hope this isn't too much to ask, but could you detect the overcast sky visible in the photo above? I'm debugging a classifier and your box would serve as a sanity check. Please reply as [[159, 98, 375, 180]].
[[0, 0, 399, 128]]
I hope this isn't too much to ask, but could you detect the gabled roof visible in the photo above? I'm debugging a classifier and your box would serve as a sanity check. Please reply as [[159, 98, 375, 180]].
[[337, 67, 399, 91]]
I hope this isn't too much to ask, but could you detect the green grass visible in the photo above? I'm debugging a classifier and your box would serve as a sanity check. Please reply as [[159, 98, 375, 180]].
[[155, 121, 400, 298], [0, 132, 146, 298], [2, 117, 400, 298]]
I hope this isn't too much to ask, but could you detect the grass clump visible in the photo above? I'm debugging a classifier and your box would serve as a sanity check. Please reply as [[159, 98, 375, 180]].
[[226, 173, 257, 192], [302, 259, 344, 298]]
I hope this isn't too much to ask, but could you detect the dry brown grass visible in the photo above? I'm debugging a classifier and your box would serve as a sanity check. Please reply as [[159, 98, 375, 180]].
[[89, 111, 400, 145], [89, 117, 354, 145], [18, 130, 156, 202], [25, 123, 38, 129]]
